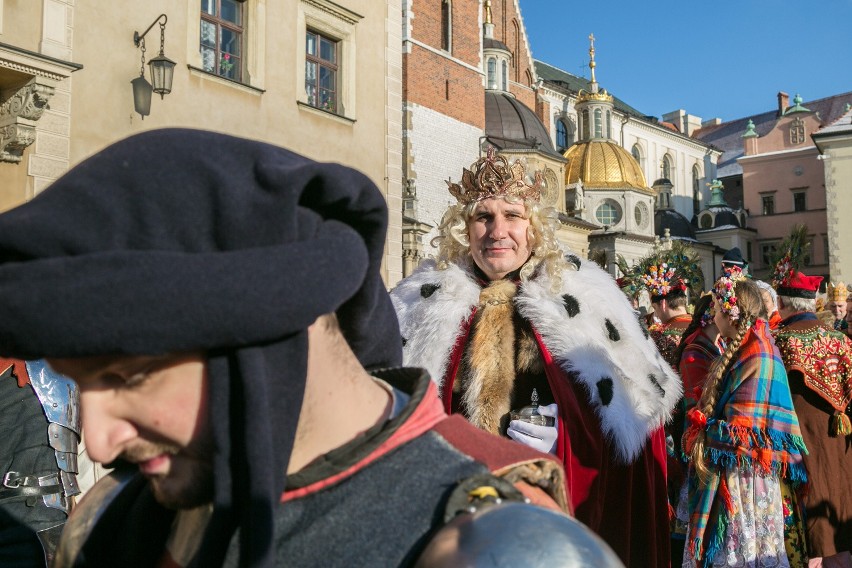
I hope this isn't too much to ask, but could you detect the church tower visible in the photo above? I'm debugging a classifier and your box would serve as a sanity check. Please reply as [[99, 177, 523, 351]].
[[562, 36, 657, 273]]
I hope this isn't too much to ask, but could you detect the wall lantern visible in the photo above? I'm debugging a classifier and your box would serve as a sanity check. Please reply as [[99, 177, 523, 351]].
[[132, 14, 175, 118]]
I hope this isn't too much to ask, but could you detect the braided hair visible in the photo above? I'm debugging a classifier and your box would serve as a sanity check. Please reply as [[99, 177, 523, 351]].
[[673, 293, 714, 368], [687, 279, 763, 484]]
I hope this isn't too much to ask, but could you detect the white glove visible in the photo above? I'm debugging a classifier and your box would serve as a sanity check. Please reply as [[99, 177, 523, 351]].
[[506, 403, 558, 454]]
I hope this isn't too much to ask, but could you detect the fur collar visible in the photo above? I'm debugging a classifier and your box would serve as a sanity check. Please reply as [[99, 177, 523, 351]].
[[390, 258, 681, 463]]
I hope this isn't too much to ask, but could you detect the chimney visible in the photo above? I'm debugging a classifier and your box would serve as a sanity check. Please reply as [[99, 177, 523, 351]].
[[777, 92, 789, 115]]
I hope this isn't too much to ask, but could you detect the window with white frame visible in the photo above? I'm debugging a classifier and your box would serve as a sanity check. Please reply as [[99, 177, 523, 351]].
[[487, 57, 497, 90], [631, 144, 642, 166], [556, 119, 568, 149], [692, 165, 701, 216], [555, 117, 574, 149], [200, 0, 244, 81], [661, 154, 672, 180], [595, 199, 622, 226], [305, 30, 338, 112], [298, 0, 361, 120]]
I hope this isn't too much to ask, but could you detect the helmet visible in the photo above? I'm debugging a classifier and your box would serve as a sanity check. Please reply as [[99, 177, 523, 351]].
[[415, 501, 624, 567]]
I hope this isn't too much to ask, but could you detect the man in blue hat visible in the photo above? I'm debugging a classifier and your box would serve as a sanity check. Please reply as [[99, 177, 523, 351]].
[[0, 129, 613, 568]]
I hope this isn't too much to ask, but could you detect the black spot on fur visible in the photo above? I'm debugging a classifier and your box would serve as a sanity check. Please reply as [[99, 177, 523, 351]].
[[597, 378, 614, 406], [562, 294, 580, 317], [420, 283, 440, 298], [648, 374, 665, 397], [605, 319, 620, 341], [566, 254, 582, 269], [401, 337, 407, 347]]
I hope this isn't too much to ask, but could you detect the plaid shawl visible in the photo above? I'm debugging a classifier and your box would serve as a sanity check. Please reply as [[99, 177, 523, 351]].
[[677, 330, 722, 459], [687, 319, 807, 566]]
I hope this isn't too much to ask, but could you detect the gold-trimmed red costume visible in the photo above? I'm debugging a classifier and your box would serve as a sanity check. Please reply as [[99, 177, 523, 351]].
[[773, 311, 852, 559]]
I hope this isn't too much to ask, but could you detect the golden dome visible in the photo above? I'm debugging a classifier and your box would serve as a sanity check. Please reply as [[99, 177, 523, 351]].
[[563, 140, 650, 192]]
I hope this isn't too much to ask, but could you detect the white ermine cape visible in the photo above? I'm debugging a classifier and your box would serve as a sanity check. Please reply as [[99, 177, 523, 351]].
[[390, 257, 682, 463]]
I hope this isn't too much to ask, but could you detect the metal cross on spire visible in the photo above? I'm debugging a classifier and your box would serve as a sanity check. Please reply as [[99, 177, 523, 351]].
[[588, 33, 597, 86]]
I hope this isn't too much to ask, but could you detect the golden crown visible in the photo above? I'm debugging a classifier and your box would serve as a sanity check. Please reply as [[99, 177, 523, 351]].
[[827, 281, 848, 302], [446, 147, 543, 205]]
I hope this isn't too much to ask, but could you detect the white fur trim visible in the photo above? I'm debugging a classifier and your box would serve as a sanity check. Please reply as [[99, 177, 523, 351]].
[[515, 259, 681, 462], [390, 261, 480, 390], [391, 258, 682, 463]]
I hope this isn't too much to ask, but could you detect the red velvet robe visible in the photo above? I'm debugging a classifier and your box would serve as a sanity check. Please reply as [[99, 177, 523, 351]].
[[441, 312, 670, 568]]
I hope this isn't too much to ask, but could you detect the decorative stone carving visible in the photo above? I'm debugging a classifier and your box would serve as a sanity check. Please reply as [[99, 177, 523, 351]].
[[0, 77, 57, 163], [0, 124, 37, 162]]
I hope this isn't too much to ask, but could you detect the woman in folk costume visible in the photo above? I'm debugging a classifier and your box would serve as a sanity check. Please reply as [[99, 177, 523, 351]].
[[391, 148, 680, 567], [683, 276, 808, 567], [667, 293, 724, 564]]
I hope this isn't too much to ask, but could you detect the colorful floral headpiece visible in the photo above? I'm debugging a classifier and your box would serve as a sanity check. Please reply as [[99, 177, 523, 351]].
[[712, 271, 746, 321], [636, 242, 703, 298], [446, 146, 543, 205], [639, 262, 685, 298], [700, 293, 716, 328], [721, 264, 744, 281]]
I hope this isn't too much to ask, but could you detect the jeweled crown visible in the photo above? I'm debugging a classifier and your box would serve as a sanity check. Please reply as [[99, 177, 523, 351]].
[[446, 147, 543, 204]]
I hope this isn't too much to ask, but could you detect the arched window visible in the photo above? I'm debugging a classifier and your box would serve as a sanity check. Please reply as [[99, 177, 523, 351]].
[[512, 20, 520, 82], [487, 57, 497, 90], [606, 111, 612, 139], [440, 0, 452, 52], [631, 144, 642, 165], [582, 109, 590, 140], [594, 108, 602, 138], [501, 60, 508, 91], [662, 154, 672, 180], [692, 165, 701, 216], [556, 119, 568, 149]]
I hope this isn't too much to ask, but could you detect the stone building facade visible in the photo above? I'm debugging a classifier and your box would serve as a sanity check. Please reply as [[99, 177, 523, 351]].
[[0, 0, 404, 283]]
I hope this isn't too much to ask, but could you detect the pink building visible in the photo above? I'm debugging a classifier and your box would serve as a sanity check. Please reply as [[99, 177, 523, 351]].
[[695, 92, 852, 283]]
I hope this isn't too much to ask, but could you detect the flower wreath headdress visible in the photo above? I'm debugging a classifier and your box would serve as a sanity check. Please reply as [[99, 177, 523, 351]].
[[640, 262, 682, 297], [623, 241, 703, 300], [712, 270, 746, 321]]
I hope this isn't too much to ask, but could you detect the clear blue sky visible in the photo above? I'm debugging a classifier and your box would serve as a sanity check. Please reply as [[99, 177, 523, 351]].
[[519, 0, 852, 123]]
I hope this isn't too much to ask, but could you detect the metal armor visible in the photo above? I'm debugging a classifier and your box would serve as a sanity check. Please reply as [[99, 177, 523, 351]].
[[22, 360, 82, 513]]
